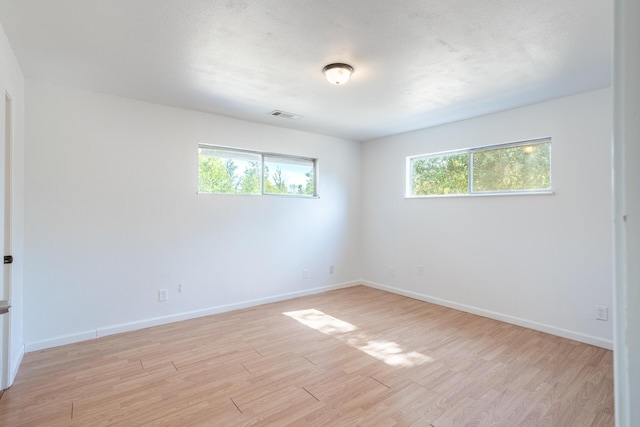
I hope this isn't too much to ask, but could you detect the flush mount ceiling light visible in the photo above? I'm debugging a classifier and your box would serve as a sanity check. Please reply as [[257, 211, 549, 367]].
[[322, 63, 354, 85]]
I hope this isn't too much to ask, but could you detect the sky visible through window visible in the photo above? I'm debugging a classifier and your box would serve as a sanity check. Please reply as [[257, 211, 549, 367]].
[[198, 146, 316, 196]]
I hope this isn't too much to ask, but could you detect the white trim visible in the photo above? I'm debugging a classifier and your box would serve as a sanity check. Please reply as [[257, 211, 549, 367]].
[[406, 136, 551, 160], [362, 280, 613, 350], [24, 281, 360, 352], [405, 190, 554, 199], [25, 330, 97, 353], [613, 0, 639, 424], [9, 343, 23, 385], [24, 279, 613, 354]]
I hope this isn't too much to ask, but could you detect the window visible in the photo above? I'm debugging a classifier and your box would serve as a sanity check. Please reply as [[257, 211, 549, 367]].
[[408, 138, 551, 197], [198, 147, 262, 195], [198, 145, 317, 197], [263, 155, 315, 196]]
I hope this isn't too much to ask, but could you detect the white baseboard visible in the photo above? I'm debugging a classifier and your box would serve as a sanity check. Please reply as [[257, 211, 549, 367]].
[[24, 279, 612, 353], [24, 281, 360, 353], [362, 280, 613, 350], [25, 330, 97, 353]]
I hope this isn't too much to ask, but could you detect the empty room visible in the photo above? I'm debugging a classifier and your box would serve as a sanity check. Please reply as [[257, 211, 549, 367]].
[[0, 0, 638, 426]]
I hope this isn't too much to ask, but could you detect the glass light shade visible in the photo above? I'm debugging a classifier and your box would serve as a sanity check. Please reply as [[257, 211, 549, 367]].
[[323, 63, 354, 85]]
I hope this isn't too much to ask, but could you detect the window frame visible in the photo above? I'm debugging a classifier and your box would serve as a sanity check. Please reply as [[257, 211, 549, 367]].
[[406, 137, 553, 198], [198, 144, 319, 198]]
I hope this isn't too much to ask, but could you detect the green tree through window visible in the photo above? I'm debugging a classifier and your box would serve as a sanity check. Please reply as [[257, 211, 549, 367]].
[[198, 146, 316, 197], [198, 155, 236, 194], [264, 155, 315, 196], [473, 143, 550, 192], [412, 153, 468, 195], [408, 139, 551, 196]]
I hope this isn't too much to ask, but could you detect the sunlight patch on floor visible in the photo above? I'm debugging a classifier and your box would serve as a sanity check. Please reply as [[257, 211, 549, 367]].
[[283, 309, 432, 367], [283, 309, 357, 334], [348, 336, 433, 367]]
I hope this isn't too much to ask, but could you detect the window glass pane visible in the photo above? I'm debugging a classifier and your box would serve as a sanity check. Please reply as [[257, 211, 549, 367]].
[[410, 153, 469, 195], [263, 155, 315, 196], [472, 142, 550, 192], [198, 148, 262, 194]]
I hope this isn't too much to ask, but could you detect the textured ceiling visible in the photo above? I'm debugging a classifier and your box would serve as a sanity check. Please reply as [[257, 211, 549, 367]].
[[0, 0, 612, 141]]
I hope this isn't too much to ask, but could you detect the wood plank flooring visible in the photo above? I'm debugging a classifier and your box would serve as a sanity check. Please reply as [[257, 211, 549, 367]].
[[0, 286, 614, 426]]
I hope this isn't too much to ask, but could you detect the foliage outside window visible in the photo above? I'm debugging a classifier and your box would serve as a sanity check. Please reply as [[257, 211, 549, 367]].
[[198, 145, 317, 197], [408, 138, 551, 197], [263, 155, 315, 196]]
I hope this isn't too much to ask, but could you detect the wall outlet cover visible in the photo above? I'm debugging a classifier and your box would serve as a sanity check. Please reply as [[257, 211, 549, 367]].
[[595, 305, 608, 321]]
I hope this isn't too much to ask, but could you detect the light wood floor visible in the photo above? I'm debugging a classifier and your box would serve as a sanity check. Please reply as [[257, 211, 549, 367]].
[[0, 286, 614, 426]]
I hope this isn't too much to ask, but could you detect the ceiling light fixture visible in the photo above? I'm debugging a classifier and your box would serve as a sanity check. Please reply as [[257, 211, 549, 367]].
[[322, 63, 354, 85]]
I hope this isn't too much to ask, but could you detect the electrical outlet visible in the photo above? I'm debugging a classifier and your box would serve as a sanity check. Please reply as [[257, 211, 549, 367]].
[[595, 305, 608, 321], [158, 289, 168, 302], [178, 283, 183, 293], [389, 267, 395, 277], [303, 269, 309, 279], [329, 265, 334, 274], [417, 266, 424, 276]]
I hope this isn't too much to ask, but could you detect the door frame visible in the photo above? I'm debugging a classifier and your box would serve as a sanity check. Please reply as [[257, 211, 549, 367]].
[[1, 91, 13, 391]]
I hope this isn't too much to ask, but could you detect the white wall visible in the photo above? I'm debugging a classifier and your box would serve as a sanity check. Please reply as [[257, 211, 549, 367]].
[[0, 22, 25, 384], [613, 0, 640, 424], [22, 81, 616, 355], [24, 81, 361, 350], [361, 88, 613, 348]]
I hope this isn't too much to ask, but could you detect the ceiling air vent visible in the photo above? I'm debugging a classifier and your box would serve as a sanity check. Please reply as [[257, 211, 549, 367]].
[[268, 110, 302, 120]]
